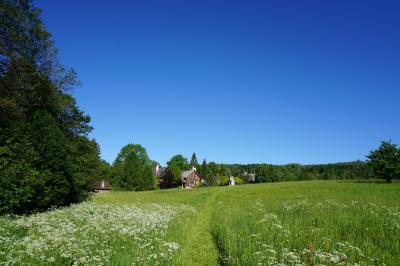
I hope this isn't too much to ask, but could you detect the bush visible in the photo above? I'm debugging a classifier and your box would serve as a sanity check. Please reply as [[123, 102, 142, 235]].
[[233, 176, 244, 185]]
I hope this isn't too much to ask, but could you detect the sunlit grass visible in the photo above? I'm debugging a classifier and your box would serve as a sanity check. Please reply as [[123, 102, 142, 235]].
[[211, 181, 400, 265], [0, 202, 190, 265], [1, 181, 399, 265]]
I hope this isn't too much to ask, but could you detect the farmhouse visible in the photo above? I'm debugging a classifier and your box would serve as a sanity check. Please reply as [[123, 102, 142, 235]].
[[94, 180, 112, 193], [181, 167, 202, 189]]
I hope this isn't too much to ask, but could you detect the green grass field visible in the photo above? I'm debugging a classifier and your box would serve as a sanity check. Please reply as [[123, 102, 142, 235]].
[[1, 180, 399, 265]]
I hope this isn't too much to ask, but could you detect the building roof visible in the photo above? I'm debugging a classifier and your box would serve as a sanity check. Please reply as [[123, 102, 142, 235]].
[[181, 170, 195, 178], [181, 169, 201, 183]]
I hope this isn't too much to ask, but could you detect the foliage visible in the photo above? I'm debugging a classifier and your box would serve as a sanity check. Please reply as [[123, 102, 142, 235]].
[[190, 153, 198, 167], [204, 174, 222, 187], [233, 176, 244, 185], [97, 160, 112, 183], [200, 161, 220, 186], [197, 159, 209, 178], [206, 162, 219, 178], [158, 152, 374, 188], [367, 140, 400, 183], [255, 164, 278, 183], [0, 0, 102, 214], [173, 156, 370, 188], [112, 144, 156, 191], [166, 154, 189, 187], [223, 161, 369, 182]]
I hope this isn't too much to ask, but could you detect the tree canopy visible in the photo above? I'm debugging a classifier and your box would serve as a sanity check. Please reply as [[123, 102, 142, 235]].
[[166, 154, 189, 186], [190, 153, 198, 167], [0, 0, 102, 214], [255, 164, 278, 183], [112, 144, 156, 191], [367, 141, 400, 183]]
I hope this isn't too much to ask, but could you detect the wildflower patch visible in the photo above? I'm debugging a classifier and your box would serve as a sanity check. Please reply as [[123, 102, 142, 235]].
[[0, 202, 189, 265]]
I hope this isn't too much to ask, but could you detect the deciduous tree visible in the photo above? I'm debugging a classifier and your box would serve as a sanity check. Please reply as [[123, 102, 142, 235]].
[[166, 155, 189, 186], [367, 141, 400, 183], [255, 164, 277, 183], [112, 144, 156, 190], [0, 0, 103, 214]]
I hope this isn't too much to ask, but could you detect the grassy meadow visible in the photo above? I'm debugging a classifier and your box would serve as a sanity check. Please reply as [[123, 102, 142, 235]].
[[1, 180, 399, 265]]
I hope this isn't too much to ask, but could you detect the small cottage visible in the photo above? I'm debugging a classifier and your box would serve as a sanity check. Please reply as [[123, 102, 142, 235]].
[[181, 167, 202, 189], [94, 180, 112, 193]]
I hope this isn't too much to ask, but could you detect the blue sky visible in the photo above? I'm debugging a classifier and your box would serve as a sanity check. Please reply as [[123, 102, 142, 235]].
[[36, 0, 400, 165]]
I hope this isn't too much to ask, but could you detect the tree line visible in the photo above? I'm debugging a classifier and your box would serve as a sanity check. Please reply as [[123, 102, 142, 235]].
[[105, 140, 400, 192], [1, 1, 399, 215]]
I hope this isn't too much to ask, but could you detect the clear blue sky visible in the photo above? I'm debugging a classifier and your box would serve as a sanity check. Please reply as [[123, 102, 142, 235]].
[[36, 0, 400, 165]]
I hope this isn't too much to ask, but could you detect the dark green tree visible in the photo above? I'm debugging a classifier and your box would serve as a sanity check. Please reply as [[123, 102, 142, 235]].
[[255, 164, 278, 183], [203, 161, 220, 186], [367, 141, 400, 183], [98, 160, 112, 182], [166, 154, 189, 186], [198, 159, 208, 179], [112, 144, 156, 190], [219, 164, 228, 176], [190, 153, 199, 167], [0, 0, 103, 214], [207, 162, 219, 177]]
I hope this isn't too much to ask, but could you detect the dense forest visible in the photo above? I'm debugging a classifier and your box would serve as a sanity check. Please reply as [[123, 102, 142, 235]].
[[0, 0, 107, 214]]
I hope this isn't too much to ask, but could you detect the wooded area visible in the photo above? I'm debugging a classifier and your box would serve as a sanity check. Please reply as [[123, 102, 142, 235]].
[[0, 0, 107, 214]]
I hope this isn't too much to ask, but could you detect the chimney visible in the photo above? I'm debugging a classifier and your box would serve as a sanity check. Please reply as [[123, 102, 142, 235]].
[[192, 166, 196, 171]]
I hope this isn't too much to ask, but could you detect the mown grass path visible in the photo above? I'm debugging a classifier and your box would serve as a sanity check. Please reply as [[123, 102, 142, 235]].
[[95, 187, 224, 265], [173, 189, 221, 265]]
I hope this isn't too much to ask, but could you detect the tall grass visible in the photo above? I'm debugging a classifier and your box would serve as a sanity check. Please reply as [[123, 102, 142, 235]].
[[1, 181, 399, 265], [211, 181, 400, 265]]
